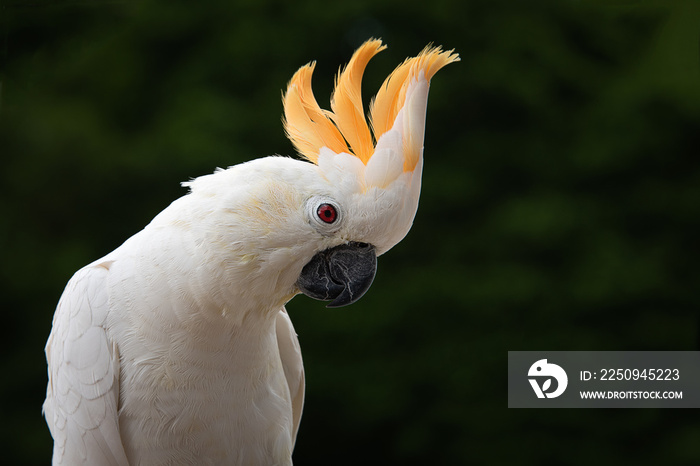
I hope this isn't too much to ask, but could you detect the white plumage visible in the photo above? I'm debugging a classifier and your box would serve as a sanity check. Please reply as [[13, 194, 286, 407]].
[[44, 39, 457, 465]]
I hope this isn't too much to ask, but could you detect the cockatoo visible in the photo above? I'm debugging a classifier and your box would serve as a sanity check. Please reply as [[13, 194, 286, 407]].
[[44, 38, 458, 465]]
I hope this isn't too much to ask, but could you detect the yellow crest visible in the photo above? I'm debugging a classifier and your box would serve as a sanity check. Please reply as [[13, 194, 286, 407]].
[[283, 39, 459, 172]]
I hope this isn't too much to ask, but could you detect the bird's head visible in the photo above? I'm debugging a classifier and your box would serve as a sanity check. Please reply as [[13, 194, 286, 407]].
[[180, 39, 457, 313], [282, 39, 459, 307]]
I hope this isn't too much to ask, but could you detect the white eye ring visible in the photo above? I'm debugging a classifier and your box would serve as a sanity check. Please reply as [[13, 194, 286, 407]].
[[307, 196, 342, 233]]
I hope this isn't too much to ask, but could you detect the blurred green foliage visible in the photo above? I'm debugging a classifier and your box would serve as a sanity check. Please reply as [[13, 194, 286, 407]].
[[2, 0, 700, 464]]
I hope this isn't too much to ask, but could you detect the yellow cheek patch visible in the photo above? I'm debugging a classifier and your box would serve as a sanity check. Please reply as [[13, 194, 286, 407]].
[[233, 182, 300, 237]]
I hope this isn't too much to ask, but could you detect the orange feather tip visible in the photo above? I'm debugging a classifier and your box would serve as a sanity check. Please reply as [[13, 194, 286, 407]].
[[282, 39, 459, 170]]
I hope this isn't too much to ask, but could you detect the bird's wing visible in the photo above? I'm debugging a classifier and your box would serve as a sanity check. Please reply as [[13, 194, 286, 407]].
[[275, 308, 305, 446], [44, 261, 129, 466]]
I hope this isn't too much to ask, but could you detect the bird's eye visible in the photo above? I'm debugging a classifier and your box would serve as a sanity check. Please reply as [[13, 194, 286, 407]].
[[316, 203, 338, 224]]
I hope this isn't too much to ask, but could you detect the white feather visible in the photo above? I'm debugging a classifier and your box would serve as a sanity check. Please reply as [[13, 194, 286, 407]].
[[365, 130, 403, 189], [44, 264, 129, 466]]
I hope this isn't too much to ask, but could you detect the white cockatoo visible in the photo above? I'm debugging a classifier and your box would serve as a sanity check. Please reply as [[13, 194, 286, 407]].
[[44, 38, 458, 465]]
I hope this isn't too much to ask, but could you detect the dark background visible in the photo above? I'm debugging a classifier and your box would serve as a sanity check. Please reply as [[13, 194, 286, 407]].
[[2, 0, 700, 464]]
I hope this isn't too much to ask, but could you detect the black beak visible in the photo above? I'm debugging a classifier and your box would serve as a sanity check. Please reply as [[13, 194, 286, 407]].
[[297, 241, 377, 308]]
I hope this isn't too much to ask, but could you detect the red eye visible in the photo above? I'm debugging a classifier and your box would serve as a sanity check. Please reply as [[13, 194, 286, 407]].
[[317, 203, 338, 224]]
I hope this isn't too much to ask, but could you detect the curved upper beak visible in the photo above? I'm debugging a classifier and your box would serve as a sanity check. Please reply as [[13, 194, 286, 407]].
[[297, 241, 377, 308]]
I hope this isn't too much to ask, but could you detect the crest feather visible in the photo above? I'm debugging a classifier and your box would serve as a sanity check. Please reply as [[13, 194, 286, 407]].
[[329, 39, 387, 164], [282, 62, 348, 163], [282, 39, 459, 169], [369, 44, 460, 160]]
